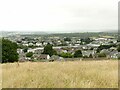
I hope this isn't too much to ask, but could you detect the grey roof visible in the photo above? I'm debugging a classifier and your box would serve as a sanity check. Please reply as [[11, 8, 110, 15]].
[[82, 50, 94, 57]]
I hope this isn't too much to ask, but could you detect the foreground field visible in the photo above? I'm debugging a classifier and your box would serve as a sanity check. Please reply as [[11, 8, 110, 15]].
[[2, 60, 118, 88]]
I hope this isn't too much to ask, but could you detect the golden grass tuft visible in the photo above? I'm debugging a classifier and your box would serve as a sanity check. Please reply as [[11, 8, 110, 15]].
[[2, 60, 118, 88]]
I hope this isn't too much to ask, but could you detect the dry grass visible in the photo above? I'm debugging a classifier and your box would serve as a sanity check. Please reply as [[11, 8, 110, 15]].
[[0, 64, 2, 89], [2, 60, 118, 88]]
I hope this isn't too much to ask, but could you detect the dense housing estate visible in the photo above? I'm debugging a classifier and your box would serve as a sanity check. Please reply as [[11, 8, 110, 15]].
[[4, 32, 120, 62]]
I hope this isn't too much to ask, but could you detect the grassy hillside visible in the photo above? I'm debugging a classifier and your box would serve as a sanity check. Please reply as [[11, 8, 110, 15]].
[[2, 60, 118, 88]]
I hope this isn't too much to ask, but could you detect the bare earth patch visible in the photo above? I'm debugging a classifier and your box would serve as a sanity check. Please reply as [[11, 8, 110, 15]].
[[2, 60, 118, 88]]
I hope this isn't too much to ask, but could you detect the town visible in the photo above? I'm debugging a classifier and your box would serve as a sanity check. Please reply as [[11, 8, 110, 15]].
[[3, 32, 120, 62]]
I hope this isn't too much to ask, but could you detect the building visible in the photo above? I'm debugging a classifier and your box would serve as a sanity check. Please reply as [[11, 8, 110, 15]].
[[33, 54, 50, 60]]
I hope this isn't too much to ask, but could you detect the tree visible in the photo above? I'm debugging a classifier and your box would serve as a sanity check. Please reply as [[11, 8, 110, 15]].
[[118, 56, 120, 60], [42, 43, 57, 56], [23, 48, 28, 53], [81, 38, 92, 44], [89, 54, 93, 58], [26, 52, 33, 57], [2, 38, 18, 63], [64, 37, 71, 41], [109, 41, 113, 44], [117, 45, 120, 52], [97, 44, 114, 53], [97, 53, 106, 57], [74, 50, 82, 58], [53, 49, 57, 55]]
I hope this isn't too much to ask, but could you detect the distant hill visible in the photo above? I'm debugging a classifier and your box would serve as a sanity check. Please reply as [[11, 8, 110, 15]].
[[1, 30, 118, 38], [1, 31, 47, 37], [103, 30, 118, 33]]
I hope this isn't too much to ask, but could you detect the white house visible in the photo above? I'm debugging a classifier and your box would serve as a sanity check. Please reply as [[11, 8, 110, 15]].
[[33, 54, 50, 60], [36, 43, 42, 46]]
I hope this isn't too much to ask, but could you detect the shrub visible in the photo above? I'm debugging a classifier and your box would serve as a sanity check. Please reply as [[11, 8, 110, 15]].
[[83, 55, 88, 58], [26, 52, 33, 57], [98, 53, 106, 57], [59, 52, 73, 58], [74, 50, 82, 58]]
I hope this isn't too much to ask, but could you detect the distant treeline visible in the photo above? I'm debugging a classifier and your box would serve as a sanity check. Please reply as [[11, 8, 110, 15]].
[[21, 32, 117, 38]]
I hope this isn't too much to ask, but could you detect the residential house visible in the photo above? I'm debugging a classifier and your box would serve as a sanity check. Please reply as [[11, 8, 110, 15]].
[[36, 42, 42, 46], [100, 49, 110, 55], [27, 47, 44, 54], [50, 55, 60, 60], [107, 50, 119, 59], [33, 54, 50, 60], [17, 49, 27, 62], [28, 42, 34, 46], [82, 50, 95, 57], [109, 47, 117, 51], [17, 49, 23, 54], [18, 53, 29, 62], [28, 48, 35, 53], [23, 43, 29, 46]]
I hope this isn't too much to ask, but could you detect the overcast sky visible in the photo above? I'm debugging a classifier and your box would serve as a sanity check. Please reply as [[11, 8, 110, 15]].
[[0, 0, 119, 33]]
